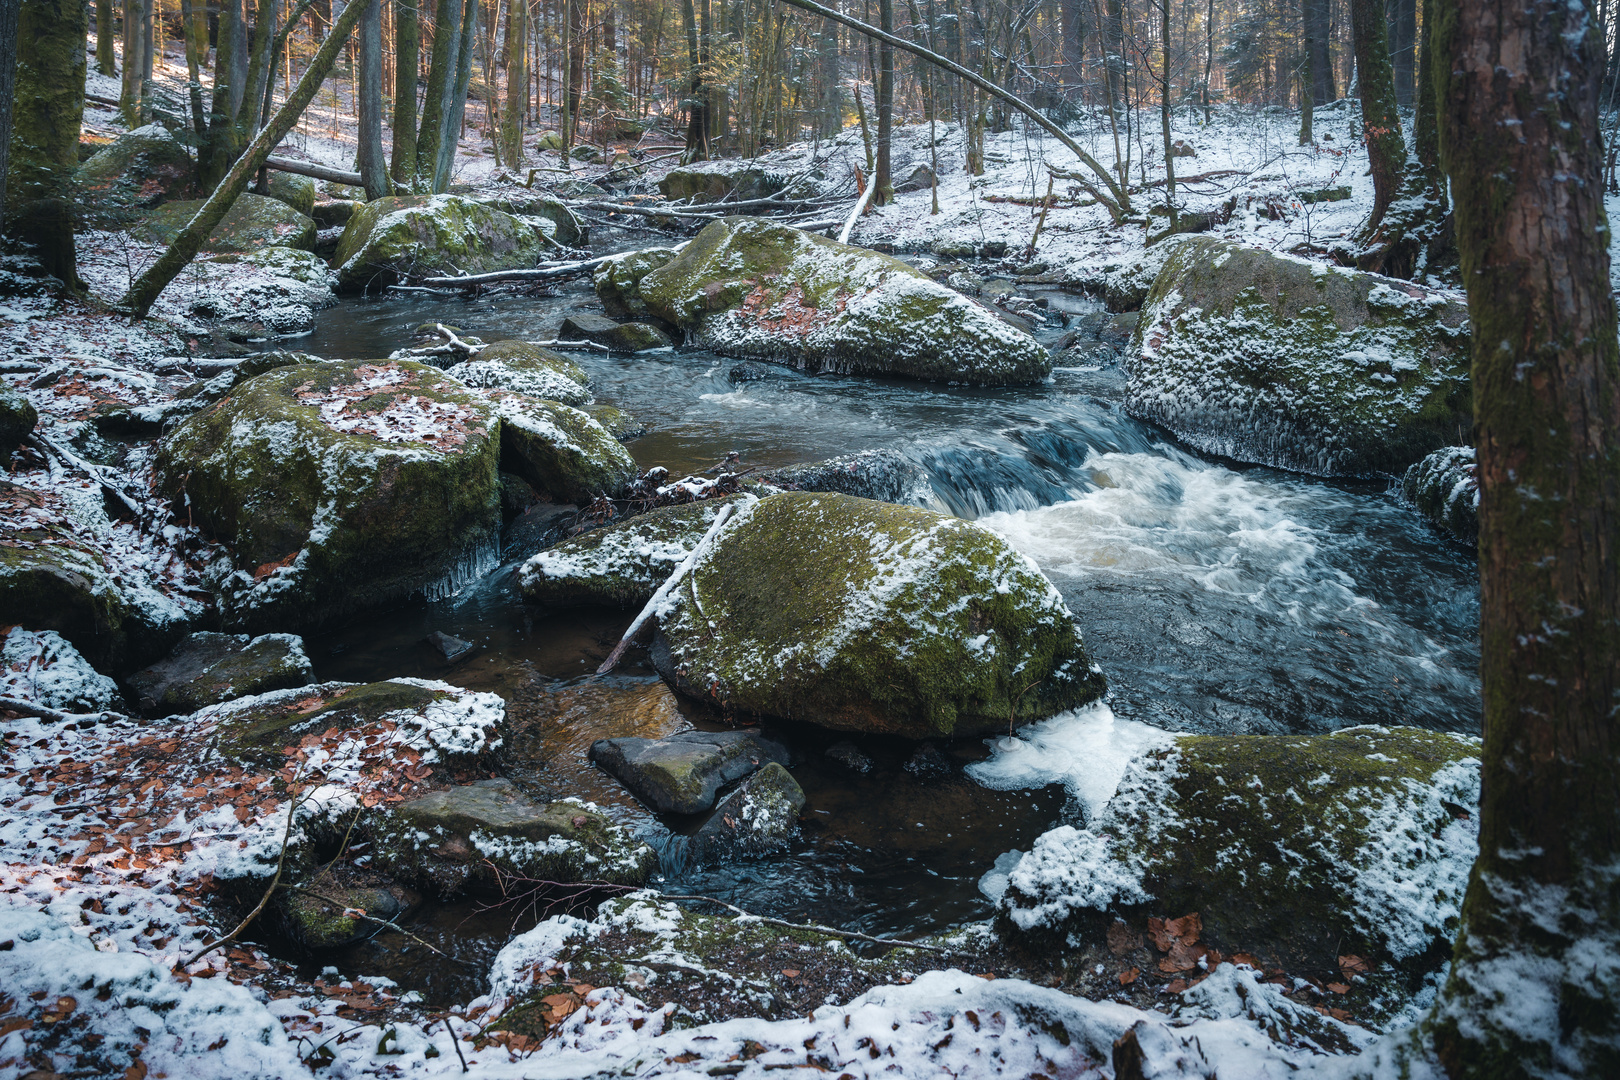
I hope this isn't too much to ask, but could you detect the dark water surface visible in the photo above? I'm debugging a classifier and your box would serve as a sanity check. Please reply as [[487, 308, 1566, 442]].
[[286, 259, 1481, 1003]]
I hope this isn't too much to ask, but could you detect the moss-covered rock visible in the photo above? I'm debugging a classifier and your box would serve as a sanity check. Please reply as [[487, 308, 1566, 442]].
[[1128, 237, 1471, 477], [1, 384, 38, 450], [488, 392, 638, 503], [75, 124, 196, 218], [275, 869, 410, 949], [691, 761, 805, 861], [332, 194, 546, 292], [370, 777, 656, 895], [0, 479, 200, 672], [559, 312, 673, 352], [588, 729, 790, 814], [135, 192, 317, 254], [443, 340, 590, 406], [263, 172, 316, 216], [583, 403, 645, 441], [1063, 233, 1204, 312], [655, 492, 1106, 738], [518, 496, 747, 608], [126, 630, 315, 715], [188, 249, 337, 333], [659, 164, 788, 203], [155, 359, 502, 631], [593, 247, 678, 318], [1401, 446, 1478, 545], [999, 726, 1481, 976], [473, 193, 585, 246], [312, 199, 359, 228], [638, 218, 1049, 385]]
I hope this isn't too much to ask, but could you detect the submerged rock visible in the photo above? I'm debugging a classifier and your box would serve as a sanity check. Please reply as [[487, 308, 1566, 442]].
[[0, 627, 124, 713], [824, 740, 873, 773], [588, 728, 790, 815], [1128, 237, 1471, 477], [371, 777, 656, 895], [637, 218, 1050, 385], [1, 384, 38, 450], [998, 726, 1480, 976], [1401, 446, 1478, 544], [691, 761, 805, 860], [756, 449, 929, 505], [155, 359, 503, 631], [332, 194, 547, 292], [594, 246, 677, 319], [135, 192, 317, 254], [75, 125, 196, 218], [444, 340, 592, 407], [519, 496, 747, 608], [127, 630, 314, 714], [654, 492, 1107, 738]]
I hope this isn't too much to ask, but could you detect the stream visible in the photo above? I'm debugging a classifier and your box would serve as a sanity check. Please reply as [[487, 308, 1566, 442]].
[[272, 249, 1481, 1003]]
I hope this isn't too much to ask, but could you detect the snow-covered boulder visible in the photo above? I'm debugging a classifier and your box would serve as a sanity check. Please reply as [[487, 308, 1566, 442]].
[[1401, 445, 1477, 544], [659, 163, 790, 203], [474, 191, 586, 245], [135, 192, 316, 254], [1128, 238, 1471, 477], [332, 193, 546, 292], [1, 626, 123, 712], [126, 630, 314, 714], [998, 725, 1481, 976], [188, 247, 337, 333], [690, 760, 805, 861], [488, 391, 639, 503], [0, 382, 37, 449], [637, 217, 1051, 385], [75, 124, 196, 217], [520, 495, 749, 608], [594, 245, 678, 318], [155, 359, 503, 631], [756, 449, 930, 504], [443, 339, 592, 406], [653, 491, 1107, 738]]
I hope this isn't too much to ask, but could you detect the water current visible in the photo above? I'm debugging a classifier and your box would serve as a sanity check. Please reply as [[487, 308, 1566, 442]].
[[279, 245, 1481, 1002]]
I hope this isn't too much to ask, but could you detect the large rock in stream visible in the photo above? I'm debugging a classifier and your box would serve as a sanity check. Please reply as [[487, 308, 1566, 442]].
[[589, 728, 790, 814], [332, 194, 547, 292], [444, 340, 592, 406], [653, 492, 1106, 738], [1128, 237, 1471, 476], [634, 218, 1051, 385], [1401, 446, 1478, 544], [997, 725, 1481, 978], [155, 359, 632, 630]]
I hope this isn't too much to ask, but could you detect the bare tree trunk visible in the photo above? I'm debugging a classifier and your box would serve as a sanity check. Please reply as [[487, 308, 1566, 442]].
[[357, 0, 387, 197], [0, 0, 19, 223], [1159, 0, 1173, 220], [500, 0, 526, 164], [1348, 0, 1406, 232], [680, 0, 707, 160], [120, 0, 143, 118], [1425, 0, 1620, 1073], [1060, 0, 1085, 103], [391, 0, 419, 183], [122, 0, 369, 318], [95, 0, 114, 74], [875, 0, 894, 203], [8, 0, 85, 288], [416, 0, 460, 181], [433, 0, 477, 189], [1304, 0, 1333, 103]]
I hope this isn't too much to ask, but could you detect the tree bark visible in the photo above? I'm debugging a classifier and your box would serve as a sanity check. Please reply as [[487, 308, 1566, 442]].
[[433, 0, 477, 189], [500, 0, 527, 165], [94, 0, 114, 75], [416, 0, 460, 182], [390, 0, 419, 184], [356, 0, 387, 197], [7, 0, 85, 288], [120, 0, 143, 118], [122, 0, 369, 318], [0, 0, 19, 222], [1426, 0, 1620, 1074], [874, 0, 894, 204], [1304, 0, 1334, 104], [680, 0, 707, 160], [1059, 0, 1085, 103], [1348, 0, 1407, 234]]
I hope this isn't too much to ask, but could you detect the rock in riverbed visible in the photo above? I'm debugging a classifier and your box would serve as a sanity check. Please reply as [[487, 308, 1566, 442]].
[[589, 728, 790, 814], [594, 246, 678, 318], [691, 761, 806, 861], [1128, 237, 1471, 476], [332, 194, 546, 292], [445, 340, 592, 407], [655, 492, 1107, 738], [636, 218, 1050, 385], [559, 312, 673, 352], [1401, 446, 1477, 544], [127, 630, 314, 714]]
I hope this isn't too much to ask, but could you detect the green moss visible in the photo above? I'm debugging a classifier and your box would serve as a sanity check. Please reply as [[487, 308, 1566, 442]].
[[661, 492, 1105, 738], [333, 194, 547, 292], [264, 173, 316, 216], [582, 403, 644, 441], [593, 247, 677, 318], [1, 385, 38, 448], [135, 193, 317, 254], [491, 393, 638, 503]]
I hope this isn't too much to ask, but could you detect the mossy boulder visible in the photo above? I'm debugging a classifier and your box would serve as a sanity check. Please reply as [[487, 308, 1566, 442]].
[[1401, 446, 1478, 544], [274, 869, 410, 949], [559, 312, 673, 352], [474, 193, 585, 246], [691, 761, 805, 862], [659, 164, 787, 203], [75, 124, 196, 218], [135, 192, 317, 254], [444, 339, 590, 406], [1, 384, 38, 450], [654, 492, 1106, 738], [370, 777, 656, 895], [0, 480, 200, 672], [583, 403, 644, 441], [999, 726, 1481, 976], [154, 359, 502, 631], [263, 172, 316, 216], [519, 496, 747, 608], [1128, 237, 1471, 477], [638, 218, 1050, 385], [126, 630, 315, 714], [593, 246, 678, 318], [488, 392, 639, 503], [332, 193, 546, 292], [312, 199, 359, 227], [588, 729, 790, 814]]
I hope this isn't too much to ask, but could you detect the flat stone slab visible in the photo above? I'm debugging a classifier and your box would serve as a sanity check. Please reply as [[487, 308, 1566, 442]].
[[127, 630, 314, 714], [394, 777, 603, 842], [589, 729, 789, 815]]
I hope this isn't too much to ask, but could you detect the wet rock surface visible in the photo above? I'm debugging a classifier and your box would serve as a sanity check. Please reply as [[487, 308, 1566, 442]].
[[559, 313, 673, 352], [589, 728, 790, 815], [1401, 445, 1477, 544], [756, 449, 929, 504], [690, 760, 806, 861], [332, 194, 546, 292], [126, 630, 315, 714]]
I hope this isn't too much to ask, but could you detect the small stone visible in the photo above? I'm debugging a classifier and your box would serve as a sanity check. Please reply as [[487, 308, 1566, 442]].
[[589, 729, 790, 815], [126, 631, 314, 715], [904, 742, 953, 781], [558, 313, 673, 353], [691, 762, 806, 862], [824, 740, 872, 773], [426, 630, 476, 661]]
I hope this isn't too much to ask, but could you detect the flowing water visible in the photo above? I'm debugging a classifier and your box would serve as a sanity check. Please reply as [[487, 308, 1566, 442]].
[[282, 250, 1480, 1003]]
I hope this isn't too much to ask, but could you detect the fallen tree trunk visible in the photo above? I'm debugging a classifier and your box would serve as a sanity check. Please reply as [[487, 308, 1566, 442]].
[[264, 154, 365, 188], [418, 255, 612, 288], [119, 0, 368, 319], [774, 0, 1131, 218]]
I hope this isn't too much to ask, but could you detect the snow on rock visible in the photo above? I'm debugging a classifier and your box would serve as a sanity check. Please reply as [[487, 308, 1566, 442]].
[[0, 627, 123, 713], [1400, 445, 1478, 544]]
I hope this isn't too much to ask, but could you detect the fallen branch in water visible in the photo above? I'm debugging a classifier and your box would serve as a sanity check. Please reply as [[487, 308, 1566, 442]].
[[417, 256, 610, 288]]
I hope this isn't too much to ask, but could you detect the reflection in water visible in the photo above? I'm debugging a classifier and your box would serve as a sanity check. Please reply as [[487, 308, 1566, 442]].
[[285, 268, 1479, 998]]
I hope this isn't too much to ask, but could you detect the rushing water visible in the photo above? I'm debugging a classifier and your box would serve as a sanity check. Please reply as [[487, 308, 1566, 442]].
[[286, 256, 1481, 1003]]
